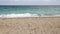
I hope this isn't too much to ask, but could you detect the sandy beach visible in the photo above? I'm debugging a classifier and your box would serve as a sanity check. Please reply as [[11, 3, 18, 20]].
[[0, 17, 60, 34]]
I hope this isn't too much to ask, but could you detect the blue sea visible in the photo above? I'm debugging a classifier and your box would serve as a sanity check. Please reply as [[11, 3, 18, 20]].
[[0, 5, 60, 18]]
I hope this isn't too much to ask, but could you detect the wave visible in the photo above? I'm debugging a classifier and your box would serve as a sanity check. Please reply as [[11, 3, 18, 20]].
[[0, 13, 39, 18], [0, 13, 60, 18]]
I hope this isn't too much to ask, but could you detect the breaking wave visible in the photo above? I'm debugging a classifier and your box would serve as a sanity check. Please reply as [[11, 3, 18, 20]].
[[0, 13, 60, 18], [0, 13, 39, 18]]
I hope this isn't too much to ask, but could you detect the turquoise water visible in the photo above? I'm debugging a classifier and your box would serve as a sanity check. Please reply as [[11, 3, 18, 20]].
[[0, 5, 60, 18]]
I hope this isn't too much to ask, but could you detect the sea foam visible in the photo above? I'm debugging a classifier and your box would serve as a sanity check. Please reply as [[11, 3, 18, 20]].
[[0, 13, 60, 18], [0, 13, 39, 18]]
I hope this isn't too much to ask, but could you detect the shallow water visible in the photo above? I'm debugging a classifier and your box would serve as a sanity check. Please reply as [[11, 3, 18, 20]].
[[0, 5, 60, 18]]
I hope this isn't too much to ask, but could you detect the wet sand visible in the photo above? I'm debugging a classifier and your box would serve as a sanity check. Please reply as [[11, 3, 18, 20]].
[[0, 17, 60, 34]]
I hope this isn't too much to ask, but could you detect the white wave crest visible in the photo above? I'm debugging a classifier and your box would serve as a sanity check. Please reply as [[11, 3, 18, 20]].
[[0, 13, 60, 18], [0, 13, 39, 18]]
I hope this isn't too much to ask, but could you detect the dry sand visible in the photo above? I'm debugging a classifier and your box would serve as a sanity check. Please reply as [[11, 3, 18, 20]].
[[0, 17, 60, 34]]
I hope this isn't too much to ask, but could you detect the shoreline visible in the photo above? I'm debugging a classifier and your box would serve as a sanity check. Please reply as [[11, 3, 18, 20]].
[[0, 13, 60, 18], [0, 16, 60, 19]]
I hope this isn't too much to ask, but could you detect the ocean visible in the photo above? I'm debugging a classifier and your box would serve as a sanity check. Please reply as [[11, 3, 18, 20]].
[[0, 5, 60, 18]]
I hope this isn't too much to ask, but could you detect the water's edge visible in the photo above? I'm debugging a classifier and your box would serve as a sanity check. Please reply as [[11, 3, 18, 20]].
[[0, 13, 60, 18]]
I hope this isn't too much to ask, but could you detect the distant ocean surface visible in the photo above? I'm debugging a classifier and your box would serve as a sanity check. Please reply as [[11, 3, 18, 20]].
[[0, 5, 60, 18]]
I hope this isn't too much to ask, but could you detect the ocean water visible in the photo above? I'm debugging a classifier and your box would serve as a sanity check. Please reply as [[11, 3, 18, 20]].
[[0, 5, 60, 18]]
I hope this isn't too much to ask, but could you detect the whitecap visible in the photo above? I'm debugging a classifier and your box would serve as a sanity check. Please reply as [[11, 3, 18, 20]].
[[0, 13, 39, 18]]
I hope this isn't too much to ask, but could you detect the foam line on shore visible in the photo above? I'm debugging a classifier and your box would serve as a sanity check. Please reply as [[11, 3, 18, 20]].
[[0, 13, 60, 18]]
